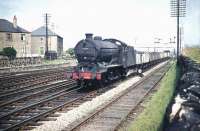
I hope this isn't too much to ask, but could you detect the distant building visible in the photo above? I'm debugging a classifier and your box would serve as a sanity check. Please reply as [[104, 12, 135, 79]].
[[31, 26, 63, 57], [0, 16, 31, 57]]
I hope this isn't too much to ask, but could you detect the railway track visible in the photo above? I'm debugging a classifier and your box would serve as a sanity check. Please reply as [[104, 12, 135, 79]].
[[0, 79, 75, 106], [0, 62, 73, 75], [0, 65, 72, 81], [0, 79, 121, 131], [0, 61, 170, 131], [0, 67, 74, 95], [0, 72, 63, 92], [0, 67, 69, 89], [0, 67, 65, 80], [65, 61, 171, 131], [0, 71, 131, 130], [0, 81, 79, 131], [0, 71, 65, 95]]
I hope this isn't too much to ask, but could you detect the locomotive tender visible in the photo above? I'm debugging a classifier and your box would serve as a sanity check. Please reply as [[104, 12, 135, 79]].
[[68, 33, 169, 87]]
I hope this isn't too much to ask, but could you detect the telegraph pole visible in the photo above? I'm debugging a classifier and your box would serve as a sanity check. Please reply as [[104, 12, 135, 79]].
[[180, 27, 182, 54], [44, 13, 51, 58], [46, 14, 48, 53], [169, 36, 176, 57], [170, 0, 186, 60], [177, 0, 180, 57]]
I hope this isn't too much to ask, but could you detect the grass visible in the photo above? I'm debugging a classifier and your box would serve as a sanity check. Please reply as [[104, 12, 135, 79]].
[[42, 59, 68, 65], [183, 47, 200, 63], [128, 62, 180, 131]]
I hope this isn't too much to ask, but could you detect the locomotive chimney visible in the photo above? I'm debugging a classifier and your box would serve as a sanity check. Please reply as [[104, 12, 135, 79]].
[[85, 33, 93, 40]]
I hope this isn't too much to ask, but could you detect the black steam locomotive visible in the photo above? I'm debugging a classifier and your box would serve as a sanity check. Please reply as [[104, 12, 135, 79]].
[[67, 34, 169, 87]]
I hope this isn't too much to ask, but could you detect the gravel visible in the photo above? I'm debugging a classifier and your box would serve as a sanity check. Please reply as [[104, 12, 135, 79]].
[[31, 61, 168, 131]]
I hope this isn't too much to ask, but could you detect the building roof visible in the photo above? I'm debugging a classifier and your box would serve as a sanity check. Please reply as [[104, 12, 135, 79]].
[[31, 26, 62, 38], [0, 19, 29, 33]]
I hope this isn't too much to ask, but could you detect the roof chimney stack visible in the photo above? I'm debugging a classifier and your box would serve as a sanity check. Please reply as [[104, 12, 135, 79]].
[[13, 15, 17, 28]]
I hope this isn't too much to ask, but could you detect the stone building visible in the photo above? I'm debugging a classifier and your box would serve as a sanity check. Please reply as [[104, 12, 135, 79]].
[[31, 26, 63, 57], [0, 16, 31, 57]]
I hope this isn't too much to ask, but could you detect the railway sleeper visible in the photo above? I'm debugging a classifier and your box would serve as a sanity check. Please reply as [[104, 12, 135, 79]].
[[40, 117, 57, 121]]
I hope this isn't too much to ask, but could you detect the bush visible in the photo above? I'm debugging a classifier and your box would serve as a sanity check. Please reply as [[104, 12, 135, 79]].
[[3, 47, 17, 59], [66, 48, 74, 57]]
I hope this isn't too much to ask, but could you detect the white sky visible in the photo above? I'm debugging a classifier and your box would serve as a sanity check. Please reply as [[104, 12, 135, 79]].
[[1, 0, 199, 50]]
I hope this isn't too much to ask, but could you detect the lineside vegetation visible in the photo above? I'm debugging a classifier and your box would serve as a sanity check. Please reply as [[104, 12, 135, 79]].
[[128, 62, 180, 131], [183, 47, 200, 63]]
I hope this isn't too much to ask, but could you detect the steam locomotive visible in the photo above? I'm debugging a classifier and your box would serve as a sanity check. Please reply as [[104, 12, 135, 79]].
[[67, 34, 169, 87]]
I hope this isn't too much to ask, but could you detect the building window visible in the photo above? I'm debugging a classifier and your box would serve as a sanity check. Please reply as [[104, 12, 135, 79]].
[[21, 34, 25, 41], [40, 47, 44, 55], [6, 33, 12, 41]]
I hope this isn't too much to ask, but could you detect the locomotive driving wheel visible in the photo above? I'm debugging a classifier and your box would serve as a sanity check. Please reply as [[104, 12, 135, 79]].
[[78, 80, 86, 88], [97, 80, 104, 88]]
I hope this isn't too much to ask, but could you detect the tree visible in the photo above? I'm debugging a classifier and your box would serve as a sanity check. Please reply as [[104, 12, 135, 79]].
[[3, 47, 17, 59], [66, 48, 75, 57]]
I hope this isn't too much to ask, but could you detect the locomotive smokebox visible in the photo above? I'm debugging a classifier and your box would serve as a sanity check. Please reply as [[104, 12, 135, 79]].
[[85, 33, 93, 39]]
